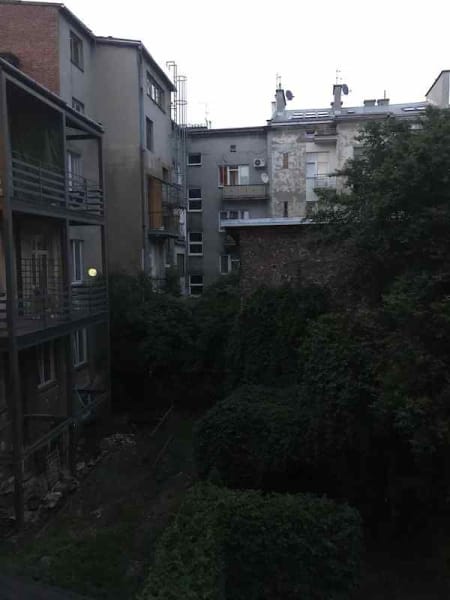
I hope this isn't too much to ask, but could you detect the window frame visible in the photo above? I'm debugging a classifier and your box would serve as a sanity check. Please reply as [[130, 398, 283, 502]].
[[188, 153, 202, 166], [37, 341, 56, 389], [188, 188, 202, 212], [73, 328, 88, 368], [189, 274, 204, 296], [218, 209, 249, 231], [218, 164, 250, 187], [70, 31, 84, 71], [146, 73, 166, 111], [70, 239, 84, 284], [188, 232, 203, 256], [71, 97, 85, 114]]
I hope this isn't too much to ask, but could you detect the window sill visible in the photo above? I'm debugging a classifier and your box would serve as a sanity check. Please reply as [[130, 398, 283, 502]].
[[187, 164, 202, 167]]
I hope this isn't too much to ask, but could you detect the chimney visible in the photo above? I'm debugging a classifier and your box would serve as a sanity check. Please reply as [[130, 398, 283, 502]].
[[332, 84, 343, 110], [363, 99, 376, 107], [377, 98, 390, 106], [275, 87, 286, 113]]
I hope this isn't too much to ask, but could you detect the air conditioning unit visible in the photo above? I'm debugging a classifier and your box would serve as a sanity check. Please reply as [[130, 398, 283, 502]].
[[253, 158, 266, 168]]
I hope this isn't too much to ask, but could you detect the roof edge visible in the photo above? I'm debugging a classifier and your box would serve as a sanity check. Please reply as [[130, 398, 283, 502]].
[[95, 37, 175, 91]]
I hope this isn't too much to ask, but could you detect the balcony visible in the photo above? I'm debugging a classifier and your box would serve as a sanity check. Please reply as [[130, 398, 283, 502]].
[[0, 270, 107, 339], [148, 211, 184, 239], [222, 184, 268, 201], [306, 176, 337, 202], [11, 153, 104, 219]]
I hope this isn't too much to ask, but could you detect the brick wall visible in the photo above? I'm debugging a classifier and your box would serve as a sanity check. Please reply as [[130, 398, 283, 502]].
[[0, 3, 60, 93], [237, 224, 351, 298]]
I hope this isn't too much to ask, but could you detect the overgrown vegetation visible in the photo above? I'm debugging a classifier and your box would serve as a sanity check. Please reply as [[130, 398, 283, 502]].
[[140, 483, 361, 600], [113, 108, 450, 597]]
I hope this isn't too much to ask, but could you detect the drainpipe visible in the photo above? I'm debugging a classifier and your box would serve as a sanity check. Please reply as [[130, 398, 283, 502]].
[[137, 46, 148, 273]]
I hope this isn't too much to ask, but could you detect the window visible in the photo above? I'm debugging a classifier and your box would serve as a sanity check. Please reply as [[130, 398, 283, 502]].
[[37, 342, 55, 388], [219, 209, 249, 231], [71, 239, 84, 283], [72, 97, 85, 114], [220, 255, 240, 274], [70, 32, 83, 70], [306, 152, 329, 202], [218, 165, 249, 186], [73, 328, 88, 367], [176, 253, 185, 277], [146, 118, 154, 151], [146, 73, 165, 110], [188, 188, 202, 211], [230, 144, 236, 152], [282, 152, 289, 169], [188, 153, 202, 166], [189, 274, 203, 296], [188, 232, 203, 255], [67, 151, 82, 191]]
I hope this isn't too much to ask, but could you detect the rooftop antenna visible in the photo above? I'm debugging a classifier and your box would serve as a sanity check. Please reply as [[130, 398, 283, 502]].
[[276, 73, 282, 89], [335, 68, 342, 84]]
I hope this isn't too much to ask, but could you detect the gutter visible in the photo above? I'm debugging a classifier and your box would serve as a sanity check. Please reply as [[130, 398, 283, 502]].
[[137, 45, 148, 272]]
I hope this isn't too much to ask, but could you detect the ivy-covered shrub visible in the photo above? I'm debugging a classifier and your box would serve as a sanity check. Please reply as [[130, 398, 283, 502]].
[[228, 284, 328, 387], [140, 483, 362, 600]]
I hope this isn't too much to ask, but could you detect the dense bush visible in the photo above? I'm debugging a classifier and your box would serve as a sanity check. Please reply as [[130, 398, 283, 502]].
[[140, 483, 361, 600], [228, 284, 328, 387], [194, 385, 302, 489]]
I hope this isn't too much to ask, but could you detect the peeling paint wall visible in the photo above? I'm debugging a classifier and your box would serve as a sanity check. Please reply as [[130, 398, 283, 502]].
[[269, 121, 362, 217]]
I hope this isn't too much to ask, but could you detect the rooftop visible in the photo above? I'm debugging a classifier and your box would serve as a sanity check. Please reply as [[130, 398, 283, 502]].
[[270, 102, 429, 125]]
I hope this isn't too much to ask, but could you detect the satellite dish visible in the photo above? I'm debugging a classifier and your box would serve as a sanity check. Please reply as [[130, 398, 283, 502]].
[[342, 84, 349, 95], [286, 90, 294, 101], [261, 172, 269, 184]]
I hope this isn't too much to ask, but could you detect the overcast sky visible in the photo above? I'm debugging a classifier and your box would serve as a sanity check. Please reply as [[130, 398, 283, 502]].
[[61, 0, 448, 128]]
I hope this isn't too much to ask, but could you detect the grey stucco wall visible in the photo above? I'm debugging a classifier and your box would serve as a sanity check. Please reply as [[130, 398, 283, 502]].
[[186, 129, 268, 288], [93, 44, 142, 273], [426, 72, 450, 108], [58, 14, 95, 116]]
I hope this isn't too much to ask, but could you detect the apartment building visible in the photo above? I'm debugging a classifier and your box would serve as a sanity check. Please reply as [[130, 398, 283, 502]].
[[186, 72, 450, 292], [223, 71, 450, 294], [186, 127, 268, 292], [0, 57, 109, 526], [0, 0, 187, 290]]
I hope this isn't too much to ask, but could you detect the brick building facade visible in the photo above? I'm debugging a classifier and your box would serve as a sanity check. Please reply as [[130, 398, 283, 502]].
[[0, 2, 60, 92]]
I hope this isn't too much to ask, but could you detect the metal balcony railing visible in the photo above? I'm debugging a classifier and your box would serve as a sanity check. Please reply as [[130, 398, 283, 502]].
[[148, 211, 184, 239], [11, 153, 104, 217], [222, 184, 268, 200], [0, 259, 107, 336]]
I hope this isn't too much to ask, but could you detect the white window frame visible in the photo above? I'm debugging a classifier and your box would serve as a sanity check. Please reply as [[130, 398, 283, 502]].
[[71, 239, 84, 284], [188, 153, 202, 166], [146, 73, 165, 110], [218, 164, 249, 187], [306, 152, 329, 202], [73, 328, 88, 367], [67, 150, 82, 194], [220, 255, 241, 275], [37, 341, 56, 388], [188, 188, 202, 212], [189, 274, 204, 296], [218, 209, 249, 232], [188, 232, 203, 256]]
